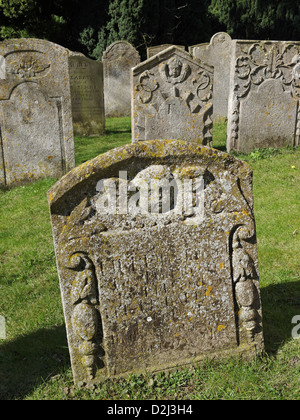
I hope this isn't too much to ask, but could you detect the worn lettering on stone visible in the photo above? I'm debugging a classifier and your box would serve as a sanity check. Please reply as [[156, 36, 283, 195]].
[[48, 140, 264, 385], [69, 53, 105, 136]]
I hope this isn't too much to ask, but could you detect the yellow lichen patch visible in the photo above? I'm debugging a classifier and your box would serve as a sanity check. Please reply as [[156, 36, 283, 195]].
[[217, 325, 226, 332], [219, 263, 225, 270], [205, 286, 213, 297]]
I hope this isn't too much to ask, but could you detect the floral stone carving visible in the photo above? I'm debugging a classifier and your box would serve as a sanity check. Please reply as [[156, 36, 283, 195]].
[[227, 40, 300, 153]]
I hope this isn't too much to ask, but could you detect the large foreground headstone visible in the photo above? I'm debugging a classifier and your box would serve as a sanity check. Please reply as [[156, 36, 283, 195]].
[[227, 40, 300, 153], [48, 140, 264, 385], [190, 33, 233, 120], [102, 41, 140, 117], [69, 53, 105, 136], [0, 39, 74, 187], [132, 47, 214, 145]]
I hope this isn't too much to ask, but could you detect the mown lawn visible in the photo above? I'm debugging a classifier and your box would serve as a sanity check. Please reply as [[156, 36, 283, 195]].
[[0, 118, 299, 400]]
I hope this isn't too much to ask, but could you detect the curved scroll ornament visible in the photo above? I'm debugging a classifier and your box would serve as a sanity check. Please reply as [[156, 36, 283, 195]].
[[231, 226, 261, 344], [137, 70, 159, 104], [6, 52, 51, 79], [67, 252, 104, 380]]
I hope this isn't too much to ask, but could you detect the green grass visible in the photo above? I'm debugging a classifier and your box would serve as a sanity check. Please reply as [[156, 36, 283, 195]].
[[0, 118, 299, 400]]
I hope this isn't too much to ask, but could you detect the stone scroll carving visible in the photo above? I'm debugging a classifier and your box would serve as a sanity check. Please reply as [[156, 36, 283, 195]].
[[48, 140, 264, 385], [227, 40, 300, 153], [132, 47, 213, 146]]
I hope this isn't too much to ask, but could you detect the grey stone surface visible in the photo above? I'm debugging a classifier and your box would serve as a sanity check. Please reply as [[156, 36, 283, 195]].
[[227, 40, 300, 153], [102, 41, 140, 117], [69, 53, 105, 136], [131, 46, 214, 145], [190, 32, 233, 120], [48, 139, 264, 385], [0, 38, 74, 187], [147, 44, 185, 59]]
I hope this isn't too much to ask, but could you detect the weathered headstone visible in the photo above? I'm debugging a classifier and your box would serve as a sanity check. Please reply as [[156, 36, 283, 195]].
[[132, 46, 214, 145], [147, 44, 185, 59], [102, 41, 140, 117], [227, 40, 300, 153], [48, 139, 264, 385], [69, 52, 105, 136], [190, 33, 233, 120], [0, 38, 74, 187]]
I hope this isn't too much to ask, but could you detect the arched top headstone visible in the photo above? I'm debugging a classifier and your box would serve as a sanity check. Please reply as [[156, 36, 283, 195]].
[[48, 139, 264, 385], [102, 41, 140, 117], [0, 38, 74, 187]]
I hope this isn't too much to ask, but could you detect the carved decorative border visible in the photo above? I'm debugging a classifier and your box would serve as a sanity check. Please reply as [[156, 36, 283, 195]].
[[229, 42, 300, 149]]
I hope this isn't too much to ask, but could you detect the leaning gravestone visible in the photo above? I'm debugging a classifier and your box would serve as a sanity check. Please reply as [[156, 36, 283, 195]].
[[227, 40, 300, 153], [132, 46, 214, 145], [0, 39, 74, 187], [102, 41, 140, 117], [147, 44, 185, 59], [48, 139, 264, 385], [69, 52, 105, 136], [190, 33, 233, 121]]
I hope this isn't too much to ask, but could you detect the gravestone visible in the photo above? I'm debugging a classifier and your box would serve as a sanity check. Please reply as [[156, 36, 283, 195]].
[[48, 139, 264, 385], [227, 40, 300, 153], [190, 33, 233, 120], [132, 46, 214, 145], [102, 41, 140, 117], [0, 38, 74, 187], [69, 52, 105, 136], [147, 44, 185, 59]]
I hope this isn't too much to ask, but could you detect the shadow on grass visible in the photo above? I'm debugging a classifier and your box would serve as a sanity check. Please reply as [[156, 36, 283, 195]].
[[0, 325, 69, 400], [105, 127, 131, 135], [0, 280, 299, 399], [260, 280, 300, 353]]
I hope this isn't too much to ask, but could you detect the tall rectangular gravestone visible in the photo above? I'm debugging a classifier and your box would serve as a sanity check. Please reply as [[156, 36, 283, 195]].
[[102, 41, 140, 117], [227, 40, 300, 153], [132, 47, 214, 146], [190, 33, 233, 121], [48, 140, 264, 385], [69, 52, 105, 136], [0, 39, 74, 187]]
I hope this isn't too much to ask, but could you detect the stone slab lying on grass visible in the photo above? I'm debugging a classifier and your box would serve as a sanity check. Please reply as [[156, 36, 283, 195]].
[[48, 140, 264, 385]]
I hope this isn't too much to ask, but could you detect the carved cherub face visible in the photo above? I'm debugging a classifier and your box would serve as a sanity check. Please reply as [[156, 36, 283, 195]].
[[167, 57, 182, 78]]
